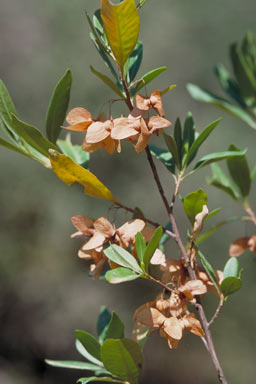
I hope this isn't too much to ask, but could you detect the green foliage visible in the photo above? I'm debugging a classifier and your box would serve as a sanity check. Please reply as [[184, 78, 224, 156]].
[[183, 189, 208, 225], [133, 66, 167, 94], [105, 268, 140, 284], [221, 258, 242, 297], [104, 245, 143, 274], [75, 331, 102, 364], [197, 250, 220, 295], [187, 31, 256, 129], [101, 338, 143, 384], [143, 226, 163, 272], [46, 69, 72, 144], [57, 134, 90, 167]]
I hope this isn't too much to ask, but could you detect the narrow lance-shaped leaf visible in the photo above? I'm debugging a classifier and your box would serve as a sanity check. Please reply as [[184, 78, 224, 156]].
[[226, 144, 251, 198], [230, 41, 256, 103], [187, 83, 256, 129], [134, 66, 167, 94], [90, 66, 125, 99], [78, 377, 125, 384], [174, 118, 183, 165], [135, 232, 146, 263], [0, 136, 30, 158], [163, 133, 180, 169], [10, 115, 58, 157], [45, 359, 104, 371], [207, 163, 240, 200], [101, 338, 143, 384], [197, 250, 220, 295], [49, 151, 118, 203], [185, 118, 222, 166], [124, 41, 143, 84], [104, 244, 142, 274], [0, 80, 19, 141], [101, 0, 140, 70], [143, 227, 163, 272], [192, 148, 247, 173], [105, 268, 140, 284], [46, 69, 72, 144], [214, 63, 245, 107]]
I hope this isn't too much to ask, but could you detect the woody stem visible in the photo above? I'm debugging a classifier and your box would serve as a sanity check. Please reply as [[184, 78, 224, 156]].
[[122, 79, 227, 383], [145, 156, 227, 383]]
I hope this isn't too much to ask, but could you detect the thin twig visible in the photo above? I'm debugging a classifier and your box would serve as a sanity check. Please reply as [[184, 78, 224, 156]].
[[208, 299, 224, 328], [121, 72, 227, 383], [245, 206, 256, 226], [114, 201, 176, 238]]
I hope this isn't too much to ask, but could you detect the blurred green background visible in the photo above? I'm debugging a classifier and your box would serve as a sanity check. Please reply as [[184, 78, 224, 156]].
[[1, 1, 256, 383]]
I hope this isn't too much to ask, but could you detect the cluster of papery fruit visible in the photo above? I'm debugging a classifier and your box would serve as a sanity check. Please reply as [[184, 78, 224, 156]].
[[63, 90, 171, 154], [71, 213, 224, 349]]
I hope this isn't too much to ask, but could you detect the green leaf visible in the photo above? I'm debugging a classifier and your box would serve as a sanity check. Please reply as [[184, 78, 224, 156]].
[[196, 216, 243, 245], [161, 84, 176, 96], [45, 359, 103, 371], [49, 151, 118, 203], [93, 9, 110, 50], [221, 276, 242, 297], [0, 136, 30, 158], [0, 80, 19, 141], [46, 69, 72, 144], [75, 331, 102, 365], [197, 250, 220, 295], [181, 112, 195, 165], [205, 208, 221, 221], [250, 163, 256, 180], [124, 41, 143, 84], [134, 66, 167, 94], [159, 223, 173, 247], [88, 29, 119, 82], [174, 118, 183, 166], [193, 149, 247, 173], [90, 66, 124, 99], [183, 189, 208, 225], [149, 145, 175, 174], [135, 232, 146, 263], [214, 63, 245, 107], [97, 306, 112, 344], [101, 0, 140, 70], [104, 244, 142, 274], [163, 133, 180, 169], [105, 268, 140, 284], [0, 79, 16, 118], [105, 313, 125, 340], [208, 163, 240, 200], [185, 119, 221, 166], [226, 144, 251, 198], [78, 377, 125, 384], [143, 227, 163, 273], [101, 338, 143, 384], [187, 83, 256, 129], [57, 134, 90, 167], [223, 257, 239, 278], [9, 115, 58, 157], [230, 40, 256, 105]]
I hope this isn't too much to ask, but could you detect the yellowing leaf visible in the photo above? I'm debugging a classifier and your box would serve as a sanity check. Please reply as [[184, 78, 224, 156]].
[[49, 150, 118, 203], [101, 0, 140, 70]]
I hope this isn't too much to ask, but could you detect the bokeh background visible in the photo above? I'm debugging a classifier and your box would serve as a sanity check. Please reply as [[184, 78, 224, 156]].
[[1, 1, 256, 383]]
